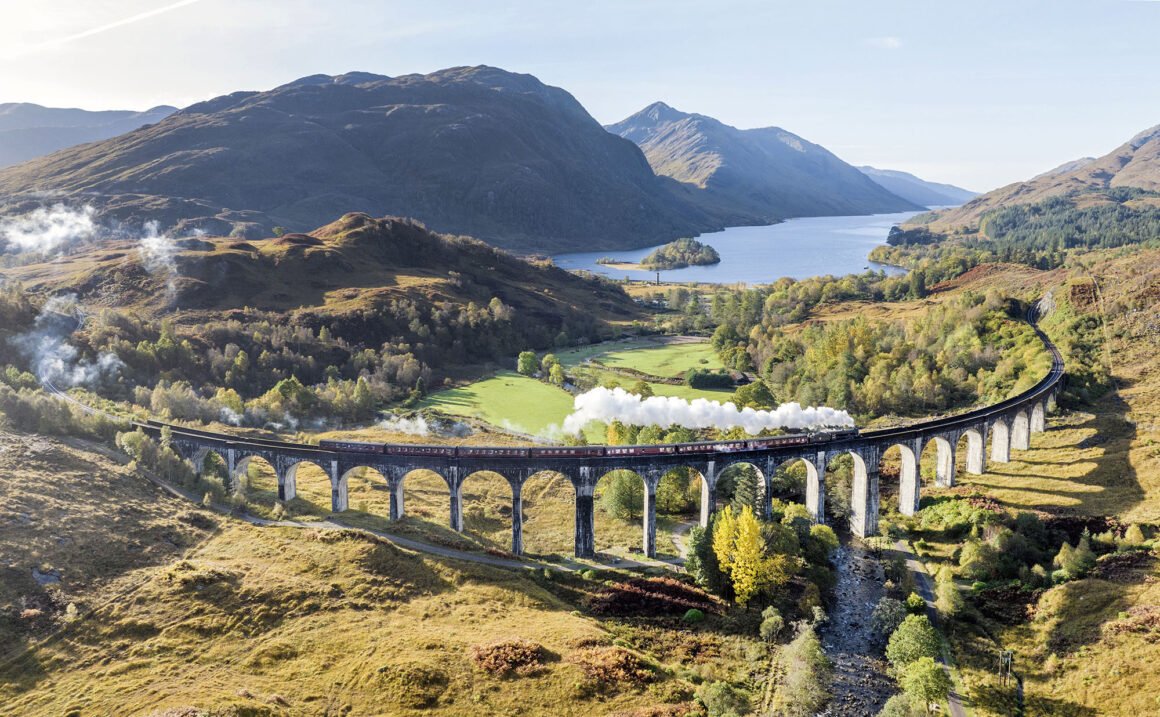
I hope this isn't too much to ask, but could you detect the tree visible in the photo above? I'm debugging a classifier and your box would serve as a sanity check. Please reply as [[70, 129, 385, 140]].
[[730, 463, 760, 514], [730, 505, 769, 605], [696, 681, 750, 717], [656, 468, 697, 514], [686, 521, 728, 596], [886, 615, 941, 669], [541, 353, 559, 374], [711, 507, 738, 575], [771, 622, 831, 717], [548, 363, 566, 386], [517, 351, 538, 376], [1123, 523, 1146, 545], [900, 657, 952, 713], [1054, 532, 1096, 579], [600, 471, 643, 520], [732, 379, 775, 410], [629, 379, 654, 398], [876, 693, 926, 717], [935, 569, 964, 619], [759, 606, 784, 642], [871, 597, 907, 640]]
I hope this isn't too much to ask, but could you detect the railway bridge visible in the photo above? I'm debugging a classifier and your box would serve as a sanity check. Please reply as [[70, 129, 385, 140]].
[[154, 319, 1063, 560]]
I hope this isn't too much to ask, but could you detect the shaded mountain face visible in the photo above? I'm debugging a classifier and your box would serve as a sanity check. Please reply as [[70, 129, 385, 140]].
[[0, 103, 175, 168], [856, 166, 975, 208], [606, 102, 921, 224], [0, 68, 720, 254], [918, 124, 1160, 230]]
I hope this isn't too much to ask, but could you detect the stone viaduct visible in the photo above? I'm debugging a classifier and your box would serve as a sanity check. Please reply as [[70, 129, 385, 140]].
[[156, 322, 1064, 560]]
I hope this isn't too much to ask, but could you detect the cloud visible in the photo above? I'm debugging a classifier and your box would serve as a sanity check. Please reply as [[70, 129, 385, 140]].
[[864, 36, 903, 50], [560, 387, 854, 436]]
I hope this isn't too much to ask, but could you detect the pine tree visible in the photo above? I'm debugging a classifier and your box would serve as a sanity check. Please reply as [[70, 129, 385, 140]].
[[731, 463, 759, 514]]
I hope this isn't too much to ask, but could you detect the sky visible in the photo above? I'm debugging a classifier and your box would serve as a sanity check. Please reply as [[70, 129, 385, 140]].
[[2, 0, 1160, 192]]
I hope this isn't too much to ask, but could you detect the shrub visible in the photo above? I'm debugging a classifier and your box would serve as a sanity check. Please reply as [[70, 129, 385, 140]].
[[569, 647, 655, 689], [696, 681, 750, 717], [876, 693, 926, 717], [760, 606, 785, 642], [905, 592, 926, 613], [587, 577, 715, 617], [470, 638, 547, 677], [682, 608, 705, 625], [1123, 523, 1146, 545], [770, 622, 831, 717]]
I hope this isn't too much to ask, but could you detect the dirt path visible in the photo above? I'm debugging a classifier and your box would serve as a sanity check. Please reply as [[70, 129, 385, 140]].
[[820, 538, 897, 716]]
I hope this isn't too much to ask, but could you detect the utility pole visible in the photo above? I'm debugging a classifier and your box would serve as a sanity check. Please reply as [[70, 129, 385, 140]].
[[997, 650, 1014, 686]]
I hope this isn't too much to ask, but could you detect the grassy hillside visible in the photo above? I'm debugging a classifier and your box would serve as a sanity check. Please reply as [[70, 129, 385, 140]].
[[0, 430, 757, 716]]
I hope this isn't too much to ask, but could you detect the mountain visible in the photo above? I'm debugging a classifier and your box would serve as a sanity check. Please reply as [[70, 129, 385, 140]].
[[0, 103, 176, 168], [917, 124, 1160, 230], [856, 166, 975, 208], [1031, 156, 1096, 181], [606, 102, 921, 224], [0, 68, 721, 254]]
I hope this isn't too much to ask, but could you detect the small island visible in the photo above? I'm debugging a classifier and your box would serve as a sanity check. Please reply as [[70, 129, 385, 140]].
[[639, 238, 721, 270]]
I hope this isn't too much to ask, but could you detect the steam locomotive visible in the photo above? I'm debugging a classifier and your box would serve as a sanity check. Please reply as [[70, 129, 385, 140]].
[[318, 427, 858, 459]]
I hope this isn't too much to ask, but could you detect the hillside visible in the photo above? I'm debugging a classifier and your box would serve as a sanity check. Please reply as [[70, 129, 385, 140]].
[[0, 67, 727, 254], [0, 103, 175, 169], [606, 102, 921, 224], [857, 166, 975, 207], [917, 123, 1160, 230], [7, 211, 640, 321]]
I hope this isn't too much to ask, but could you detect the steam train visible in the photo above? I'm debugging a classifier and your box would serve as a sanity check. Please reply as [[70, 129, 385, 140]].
[[318, 427, 859, 459]]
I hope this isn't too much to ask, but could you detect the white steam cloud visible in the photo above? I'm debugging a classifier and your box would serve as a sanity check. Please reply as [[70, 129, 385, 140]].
[[561, 387, 854, 436], [0, 204, 96, 253], [13, 294, 124, 389], [137, 220, 180, 302], [379, 414, 430, 436]]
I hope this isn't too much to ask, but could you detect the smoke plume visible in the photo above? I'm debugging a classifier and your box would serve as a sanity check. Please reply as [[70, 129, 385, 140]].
[[0, 204, 96, 254], [137, 220, 180, 301], [561, 387, 854, 435], [378, 414, 430, 436], [13, 294, 124, 388]]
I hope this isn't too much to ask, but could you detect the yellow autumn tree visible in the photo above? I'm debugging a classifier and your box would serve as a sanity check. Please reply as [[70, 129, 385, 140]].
[[730, 505, 771, 606], [712, 507, 738, 575]]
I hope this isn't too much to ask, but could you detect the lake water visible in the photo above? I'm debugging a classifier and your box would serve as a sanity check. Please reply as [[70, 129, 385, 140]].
[[554, 210, 924, 284]]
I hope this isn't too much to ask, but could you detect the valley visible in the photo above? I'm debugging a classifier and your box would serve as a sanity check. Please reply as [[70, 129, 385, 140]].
[[2, 7, 1160, 715]]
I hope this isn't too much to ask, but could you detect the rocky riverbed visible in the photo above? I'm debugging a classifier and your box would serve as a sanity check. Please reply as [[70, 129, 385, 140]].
[[820, 537, 897, 716]]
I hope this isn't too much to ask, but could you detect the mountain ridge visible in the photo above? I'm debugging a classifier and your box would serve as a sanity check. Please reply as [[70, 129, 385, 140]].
[[0, 67, 722, 254], [856, 166, 975, 208], [0, 103, 176, 169], [606, 102, 922, 223]]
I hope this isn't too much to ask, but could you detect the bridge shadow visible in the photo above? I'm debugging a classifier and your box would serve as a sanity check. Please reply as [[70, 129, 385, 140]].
[[960, 392, 1142, 519]]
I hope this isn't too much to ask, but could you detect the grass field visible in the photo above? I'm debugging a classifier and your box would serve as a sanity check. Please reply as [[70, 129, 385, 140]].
[[595, 341, 722, 377], [420, 340, 734, 441]]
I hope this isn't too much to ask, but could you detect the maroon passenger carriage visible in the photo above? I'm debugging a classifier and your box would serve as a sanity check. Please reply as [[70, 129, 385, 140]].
[[318, 427, 858, 459]]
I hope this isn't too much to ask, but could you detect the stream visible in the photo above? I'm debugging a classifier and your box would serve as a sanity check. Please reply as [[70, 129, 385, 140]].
[[819, 536, 897, 716]]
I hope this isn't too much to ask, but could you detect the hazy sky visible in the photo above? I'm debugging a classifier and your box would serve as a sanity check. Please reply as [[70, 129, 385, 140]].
[[3, 0, 1160, 191]]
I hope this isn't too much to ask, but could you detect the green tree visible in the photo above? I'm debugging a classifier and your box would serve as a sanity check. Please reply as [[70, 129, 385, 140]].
[[517, 351, 538, 376], [686, 521, 728, 596], [935, 569, 964, 619], [629, 379, 654, 397], [759, 606, 785, 642], [886, 615, 941, 670], [600, 471, 643, 520], [541, 353, 559, 374], [732, 379, 775, 409], [771, 622, 831, 717], [656, 468, 697, 514], [696, 681, 750, 717], [729, 463, 760, 514], [548, 363, 566, 386], [900, 657, 951, 713], [1123, 523, 1146, 545], [876, 693, 926, 717]]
